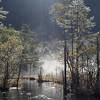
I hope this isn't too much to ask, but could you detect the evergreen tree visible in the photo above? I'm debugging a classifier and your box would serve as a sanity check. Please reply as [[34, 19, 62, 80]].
[[50, 0, 96, 93], [0, 0, 8, 27], [20, 24, 39, 74], [0, 27, 23, 90]]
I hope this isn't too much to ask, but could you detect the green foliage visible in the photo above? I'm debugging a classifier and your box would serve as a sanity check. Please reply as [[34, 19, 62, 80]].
[[0, 27, 23, 77], [0, 24, 39, 89], [0, 0, 8, 25], [50, 0, 100, 93], [20, 24, 39, 70], [50, 0, 95, 37]]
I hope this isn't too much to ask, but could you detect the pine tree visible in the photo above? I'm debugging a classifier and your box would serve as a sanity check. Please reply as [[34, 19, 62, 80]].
[[0, 0, 8, 27], [50, 0, 96, 93]]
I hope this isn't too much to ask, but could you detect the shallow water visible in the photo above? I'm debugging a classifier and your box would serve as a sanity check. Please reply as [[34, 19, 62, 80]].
[[0, 80, 100, 100], [0, 80, 63, 100]]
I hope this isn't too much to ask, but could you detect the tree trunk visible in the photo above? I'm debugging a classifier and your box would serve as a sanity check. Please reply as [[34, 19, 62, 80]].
[[63, 30, 67, 96], [3, 61, 9, 91], [96, 36, 100, 94], [17, 62, 22, 89], [71, 33, 75, 92], [75, 5, 80, 91]]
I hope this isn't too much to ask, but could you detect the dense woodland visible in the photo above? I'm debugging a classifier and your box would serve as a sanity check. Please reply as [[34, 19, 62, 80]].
[[0, 0, 39, 90], [0, 0, 100, 99], [50, 0, 100, 96]]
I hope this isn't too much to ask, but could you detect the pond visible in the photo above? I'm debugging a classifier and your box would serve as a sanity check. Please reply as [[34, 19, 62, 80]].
[[0, 80, 99, 100]]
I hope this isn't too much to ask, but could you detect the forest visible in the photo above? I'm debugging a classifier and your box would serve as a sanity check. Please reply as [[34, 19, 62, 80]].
[[0, 0, 100, 100]]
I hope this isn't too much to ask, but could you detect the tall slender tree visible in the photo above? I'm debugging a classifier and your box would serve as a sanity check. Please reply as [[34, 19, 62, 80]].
[[95, 32, 100, 94], [50, 0, 95, 93]]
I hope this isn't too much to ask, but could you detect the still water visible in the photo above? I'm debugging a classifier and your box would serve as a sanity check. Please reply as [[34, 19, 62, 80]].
[[0, 80, 100, 100]]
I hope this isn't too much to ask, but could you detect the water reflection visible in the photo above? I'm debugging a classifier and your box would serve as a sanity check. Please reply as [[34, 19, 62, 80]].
[[2, 93, 7, 100], [0, 80, 100, 100], [22, 80, 63, 100], [66, 94, 100, 100]]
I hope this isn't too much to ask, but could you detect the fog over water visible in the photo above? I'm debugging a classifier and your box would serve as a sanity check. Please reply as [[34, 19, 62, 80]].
[[38, 41, 64, 75], [41, 53, 63, 75]]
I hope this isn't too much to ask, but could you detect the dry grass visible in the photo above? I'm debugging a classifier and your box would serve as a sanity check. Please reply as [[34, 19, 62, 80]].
[[23, 75, 63, 84]]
